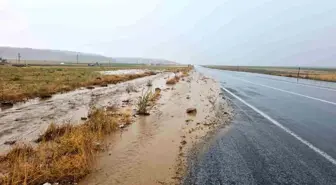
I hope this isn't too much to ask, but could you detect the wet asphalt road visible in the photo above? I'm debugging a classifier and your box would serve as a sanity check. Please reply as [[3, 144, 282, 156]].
[[184, 67, 336, 185]]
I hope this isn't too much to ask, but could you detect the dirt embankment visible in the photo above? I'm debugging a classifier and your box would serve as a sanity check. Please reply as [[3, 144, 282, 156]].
[[80, 71, 232, 185]]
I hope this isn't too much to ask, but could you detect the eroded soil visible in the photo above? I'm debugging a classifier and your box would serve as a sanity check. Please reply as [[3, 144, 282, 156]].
[[80, 71, 232, 185], [0, 72, 167, 153], [0, 70, 232, 185]]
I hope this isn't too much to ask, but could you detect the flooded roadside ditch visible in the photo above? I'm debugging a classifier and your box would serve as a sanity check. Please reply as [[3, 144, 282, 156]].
[[0, 68, 232, 185], [80, 71, 232, 185], [0, 70, 162, 153]]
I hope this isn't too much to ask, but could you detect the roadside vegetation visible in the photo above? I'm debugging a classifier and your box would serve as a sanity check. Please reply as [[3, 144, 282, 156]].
[[136, 87, 161, 115], [0, 107, 132, 185], [0, 66, 171, 184], [205, 65, 336, 82], [0, 65, 191, 104]]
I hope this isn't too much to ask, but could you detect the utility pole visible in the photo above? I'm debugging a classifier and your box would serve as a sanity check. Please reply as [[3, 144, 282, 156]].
[[17, 53, 21, 64], [76, 54, 79, 64], [297, 67, 301, 83]]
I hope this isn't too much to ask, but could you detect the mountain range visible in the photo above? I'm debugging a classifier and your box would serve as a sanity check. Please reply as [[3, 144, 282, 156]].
[[0, 46, 177, 65]]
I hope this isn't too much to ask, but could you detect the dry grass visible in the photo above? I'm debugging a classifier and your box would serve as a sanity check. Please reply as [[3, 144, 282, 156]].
[[165, 66, 193, 85], [152, 88, 161, 101], [166, 75, 181, 85], [181, 69, 190, 78], [136, 87, 161, 115], [0, 66, 157, 103], [205, 65, 336, 82], [166, 78, 177, 85], [0, 108, 131, 185], [136, 90, 154, 115]]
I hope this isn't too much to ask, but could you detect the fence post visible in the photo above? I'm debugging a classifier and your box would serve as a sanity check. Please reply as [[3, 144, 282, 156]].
[[297, 67, 301, 83]]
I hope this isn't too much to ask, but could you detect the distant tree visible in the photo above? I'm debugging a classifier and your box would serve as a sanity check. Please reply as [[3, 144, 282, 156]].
[[0, 57, 7, 63]]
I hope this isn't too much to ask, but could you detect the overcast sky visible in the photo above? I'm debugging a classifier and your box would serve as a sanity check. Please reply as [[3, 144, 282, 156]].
[[1, 0, 336, 66]]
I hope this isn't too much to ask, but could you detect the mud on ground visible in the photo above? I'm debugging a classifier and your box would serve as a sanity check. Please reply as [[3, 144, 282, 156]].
[[0, 72, 165, 153], [0, 69, 232, 184], [80, 70, 232, 185]]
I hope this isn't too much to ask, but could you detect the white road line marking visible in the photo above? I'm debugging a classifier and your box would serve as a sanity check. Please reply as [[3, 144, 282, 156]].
[[230, 76, 336, 106], [255, 75, 336, 92], [222, 87, 336, 166]]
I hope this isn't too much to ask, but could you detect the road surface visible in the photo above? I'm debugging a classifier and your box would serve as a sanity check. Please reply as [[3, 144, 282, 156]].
[[184, 67, 336, 185]]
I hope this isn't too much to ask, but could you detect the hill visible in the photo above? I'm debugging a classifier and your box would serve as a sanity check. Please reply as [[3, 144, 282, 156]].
[[0, 46, 177, 65]]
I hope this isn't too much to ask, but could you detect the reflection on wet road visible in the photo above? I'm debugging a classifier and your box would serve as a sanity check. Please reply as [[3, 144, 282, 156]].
[[184, 67, 336, 185]]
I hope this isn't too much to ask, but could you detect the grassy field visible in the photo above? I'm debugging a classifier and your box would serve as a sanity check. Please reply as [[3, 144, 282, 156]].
[[0, 65, 189, 103], [205, 65, 336, 82]]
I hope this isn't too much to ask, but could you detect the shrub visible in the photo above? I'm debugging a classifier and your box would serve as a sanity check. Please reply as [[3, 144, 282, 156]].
[[137, 90, 154, 115], [166, 77, 178, 85], [0, 108, 126, 185], [146, 80, 153, 87], [126, 83, 136, 93]]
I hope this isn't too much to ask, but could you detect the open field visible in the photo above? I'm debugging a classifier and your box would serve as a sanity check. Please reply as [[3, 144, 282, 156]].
[[0, 65, 189, 104], [6, 59, 179, 67], [205, 65, 336, 82]]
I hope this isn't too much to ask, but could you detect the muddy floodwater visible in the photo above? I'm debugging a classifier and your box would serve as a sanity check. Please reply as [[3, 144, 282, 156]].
[[80, 71, 231, 185], [0, 72, 168, 153], [0, 70, 232, 185]]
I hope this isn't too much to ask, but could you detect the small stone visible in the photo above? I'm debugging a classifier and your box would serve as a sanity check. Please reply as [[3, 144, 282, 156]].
[[43, 183, 51, 185], [81, 117, 88, 121], [93, 142, 101, 148], [100, 84, 108, 87], [181, 140, 187, 145], [4, 140, 16, 145], [185, 119, 193, 123], [186, 96, 190, 99], [186, 108, 197, 114], [119, 124, 125, 128], [86, 86, 95, 90], [122, 99, 130, 103], [1, 102, 14, 107]]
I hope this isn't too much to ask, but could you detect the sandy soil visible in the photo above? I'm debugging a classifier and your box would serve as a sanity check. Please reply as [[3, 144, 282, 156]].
[[80, 71, 232, 185], [0, 72, 166, 153]]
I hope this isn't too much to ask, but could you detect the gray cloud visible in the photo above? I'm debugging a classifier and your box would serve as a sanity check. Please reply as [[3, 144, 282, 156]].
[[1, 0, 336, 66]]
